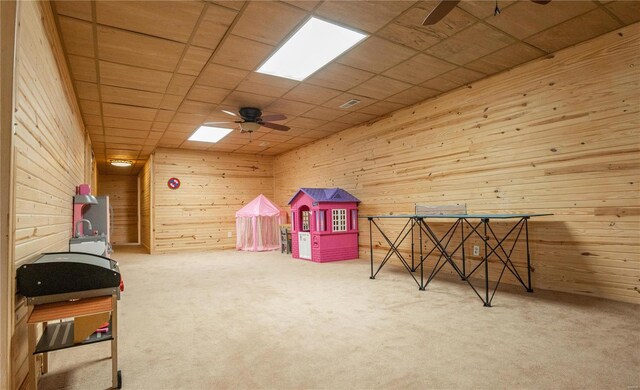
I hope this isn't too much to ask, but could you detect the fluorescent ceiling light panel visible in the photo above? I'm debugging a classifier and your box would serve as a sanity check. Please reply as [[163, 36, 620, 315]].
[[189, 126, 233, 143], [257, 17, 367, 81]]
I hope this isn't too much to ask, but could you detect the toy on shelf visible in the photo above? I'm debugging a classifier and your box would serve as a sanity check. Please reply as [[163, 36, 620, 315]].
[[70, 184, 112, 257]]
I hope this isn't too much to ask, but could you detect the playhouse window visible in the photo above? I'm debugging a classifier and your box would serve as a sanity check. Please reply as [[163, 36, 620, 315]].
[[332, 209, 347, 232], [316, 210, 326, 231], [302, 210, 310, 231], [350, 209, 358, 230]]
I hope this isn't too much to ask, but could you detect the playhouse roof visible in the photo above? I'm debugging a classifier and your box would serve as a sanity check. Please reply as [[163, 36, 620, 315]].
[[288, 188, 360, 205], [236, 194, 281, 217]]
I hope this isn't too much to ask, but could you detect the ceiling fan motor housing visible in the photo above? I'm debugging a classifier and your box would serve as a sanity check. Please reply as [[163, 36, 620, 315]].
[[239, 107, 263, 121]]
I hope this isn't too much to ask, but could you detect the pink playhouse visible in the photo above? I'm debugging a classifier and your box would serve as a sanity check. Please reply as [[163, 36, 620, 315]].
[[236, 194, 281, 252], [288, 188, 360, 262]]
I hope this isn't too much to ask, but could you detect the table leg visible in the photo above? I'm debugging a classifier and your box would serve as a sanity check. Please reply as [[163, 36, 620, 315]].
[[41, 322, 48, 374], [28, 322, 38, 390], [525, 218, 534, 292], [484, 219, 491, 307], [460, 221, 466, 280], [369, 218, 374, 280], [418, 218, 425, 290], [111, 295, 118, 388]]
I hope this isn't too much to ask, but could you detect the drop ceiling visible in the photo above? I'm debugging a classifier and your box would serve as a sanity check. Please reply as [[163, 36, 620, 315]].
[[51, 0, 639, 174]]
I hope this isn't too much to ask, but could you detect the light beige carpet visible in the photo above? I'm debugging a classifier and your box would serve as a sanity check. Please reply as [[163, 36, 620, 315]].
[[38, 246, 639, 390]]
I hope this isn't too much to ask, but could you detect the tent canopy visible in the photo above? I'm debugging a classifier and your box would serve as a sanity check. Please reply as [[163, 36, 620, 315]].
[[236, 194, 281, 252], [236, 194, 281, 217]]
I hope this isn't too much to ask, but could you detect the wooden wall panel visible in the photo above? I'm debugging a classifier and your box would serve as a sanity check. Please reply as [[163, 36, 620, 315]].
[[152, 148, 274, 252], [0, 1, 17, 388], [273, 25, 640, 304], [98, 174, 138, 244], [11, 1, 88, 387], [139, 156, 153, 252]]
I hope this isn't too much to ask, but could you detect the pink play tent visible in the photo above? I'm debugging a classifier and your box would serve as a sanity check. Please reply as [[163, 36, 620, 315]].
[[236, 194, 281, 251]]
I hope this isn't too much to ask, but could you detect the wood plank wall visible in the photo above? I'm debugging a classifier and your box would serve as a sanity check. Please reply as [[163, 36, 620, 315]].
[[152, 148, 274, 252], [0, 1, 17, 387], [139, 156, 153, 252], [11, 1, 89, 386], [98, 175, 138, 244], [274, 25, 640, 304]]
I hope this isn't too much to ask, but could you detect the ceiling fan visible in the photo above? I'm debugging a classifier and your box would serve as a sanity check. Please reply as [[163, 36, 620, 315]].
[[422, 0, 551, 26], [204, 107, 290, 133]]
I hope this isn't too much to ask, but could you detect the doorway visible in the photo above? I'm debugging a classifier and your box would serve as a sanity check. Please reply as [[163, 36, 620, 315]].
[[298, 206, 311, 259], [97, 175, 140, 245]]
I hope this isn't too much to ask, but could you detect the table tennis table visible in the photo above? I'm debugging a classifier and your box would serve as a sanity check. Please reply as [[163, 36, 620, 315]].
[[364, 213, 552, 306]]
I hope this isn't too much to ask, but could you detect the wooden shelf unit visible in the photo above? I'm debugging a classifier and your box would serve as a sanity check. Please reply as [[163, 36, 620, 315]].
[[26, 294, 121, 389]]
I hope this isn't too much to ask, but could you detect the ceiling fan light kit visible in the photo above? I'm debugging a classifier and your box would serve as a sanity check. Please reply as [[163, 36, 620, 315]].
[[240, 122, 261, 132]]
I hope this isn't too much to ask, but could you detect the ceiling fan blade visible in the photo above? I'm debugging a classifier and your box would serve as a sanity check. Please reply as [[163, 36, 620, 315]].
[[261, 122, 290, 131], [202, 121, 236, 125], [530, 0, 551, 4], [221, 109, 238, 117], [260, 114, 287, 122], [422, 0, 460, 26]]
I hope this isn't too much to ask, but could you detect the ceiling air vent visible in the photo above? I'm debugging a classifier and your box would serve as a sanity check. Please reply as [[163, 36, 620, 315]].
[[339, 99, 361, 109]]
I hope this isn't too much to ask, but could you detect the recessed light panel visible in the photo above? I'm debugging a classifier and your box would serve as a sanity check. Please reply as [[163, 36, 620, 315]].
[[188, 126, 233, 143], [257, 17, 368, 81], [110, 160, 132, 167]]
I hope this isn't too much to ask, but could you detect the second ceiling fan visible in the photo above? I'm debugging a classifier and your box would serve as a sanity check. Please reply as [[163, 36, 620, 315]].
[[422, 0, 551, 26]]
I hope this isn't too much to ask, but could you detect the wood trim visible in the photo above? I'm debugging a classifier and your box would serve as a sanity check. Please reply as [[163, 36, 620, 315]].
[[150, 153, 156, 253], [137, 164, 146, 251], [138, 156, 152, 252], [85, 132, 93, 184], [137, 175, 141, 245], [92, 150, 98, 193], [0, 1, 18, 388]]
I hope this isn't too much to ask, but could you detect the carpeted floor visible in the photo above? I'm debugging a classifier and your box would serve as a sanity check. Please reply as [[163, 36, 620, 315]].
[[39, 246, 639, 390]]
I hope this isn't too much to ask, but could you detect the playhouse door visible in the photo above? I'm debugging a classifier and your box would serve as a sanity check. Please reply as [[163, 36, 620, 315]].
[[298, 232, 311, 259]]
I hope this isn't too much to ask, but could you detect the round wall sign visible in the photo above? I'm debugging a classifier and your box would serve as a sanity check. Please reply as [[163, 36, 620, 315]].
[[167, 177, 181, 190]]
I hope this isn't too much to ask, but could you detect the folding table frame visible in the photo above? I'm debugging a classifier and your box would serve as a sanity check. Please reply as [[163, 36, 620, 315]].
[[366, 213, 552, 306]]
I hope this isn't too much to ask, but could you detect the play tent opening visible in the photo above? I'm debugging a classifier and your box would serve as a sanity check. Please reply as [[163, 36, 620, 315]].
[[236, 194, 281, 251]]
